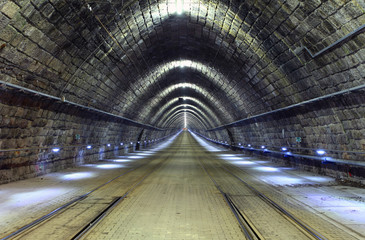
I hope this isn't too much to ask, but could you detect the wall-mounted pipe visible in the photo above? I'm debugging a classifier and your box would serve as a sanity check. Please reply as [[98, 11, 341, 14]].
[[297, 24, 365, 58], [208, 82, 365, 131], [0, 80, 164, 131]]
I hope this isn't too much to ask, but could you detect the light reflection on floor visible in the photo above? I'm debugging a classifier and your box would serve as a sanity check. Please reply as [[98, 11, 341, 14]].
[[191, 133, 226, 152], [263, 176, 303, 185], [10, 188, 70, 207], [112, 159, 131, 163], [135, 153, 153, 156], [192, 133, 365, 234], [62, 172, 95, 180], [128, 155, 145, 159], [304, 176, 333, 183], [233, 160, 256, 165], [220, 156, 242, 161], [253, 166, 280, 172], [95, 164, 126, 169]]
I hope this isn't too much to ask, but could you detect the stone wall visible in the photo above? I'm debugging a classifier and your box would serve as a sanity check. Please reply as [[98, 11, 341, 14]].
[[0, 0, 365, 182], [0, 89, 174, 183]]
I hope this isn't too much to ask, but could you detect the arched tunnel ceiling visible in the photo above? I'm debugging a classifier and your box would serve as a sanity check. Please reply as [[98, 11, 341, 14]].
[[1, 0, 364, 130]]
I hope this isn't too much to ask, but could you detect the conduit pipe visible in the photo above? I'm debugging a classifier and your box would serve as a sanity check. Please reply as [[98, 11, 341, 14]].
[[208, 83, 365, 131], [297, 24, 365, 58], [0, 80, 164, 131]]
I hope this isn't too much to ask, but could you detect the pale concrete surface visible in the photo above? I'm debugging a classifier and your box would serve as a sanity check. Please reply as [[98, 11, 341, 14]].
[[84, 133, 244, 240], [1, 132, 365, 240], [0, 138, 176, 238], [193, 132, 365, 239]]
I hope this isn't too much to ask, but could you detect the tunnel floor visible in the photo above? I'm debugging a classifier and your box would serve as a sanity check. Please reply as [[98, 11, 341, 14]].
[[1, 132, 365, 239]]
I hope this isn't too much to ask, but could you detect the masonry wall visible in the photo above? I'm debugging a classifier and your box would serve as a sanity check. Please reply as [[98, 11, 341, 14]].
[[0, 90, 174, 184]]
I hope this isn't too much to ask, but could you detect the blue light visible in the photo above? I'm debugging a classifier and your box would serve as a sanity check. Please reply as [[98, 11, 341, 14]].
[[316, 149, 326, 155], [281, 147, 288, 151], [261, 145, 265, 149], [284, 152, 292, 156], [120, 143, 124, 146], [248, 144, 251, 147], [52, 148, 60, 153], [86, 145, 92, 149], [107, 144, 111, 147]]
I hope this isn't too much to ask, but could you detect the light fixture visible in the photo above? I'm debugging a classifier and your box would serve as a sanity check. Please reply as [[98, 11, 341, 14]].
[[120, 143, 124, 146], [107, 144, 111, 147], [52, 148, 60, 153], [281, 147, 288, 151], [316, 149, 326, 155], [248, 144, 251, 147], [86, 145, 92, 149], [261, 145, 265, 149]]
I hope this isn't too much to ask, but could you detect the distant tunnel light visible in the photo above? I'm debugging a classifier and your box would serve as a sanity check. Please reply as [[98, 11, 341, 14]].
[[107, 144, 111, 147], [281, 147, 288, 151], [86, 145, 92, 149], [120, 143, 124, 146], [168, 0, 187, 15], [176, 0, 183, 14], [52, 148, 60, 153], [316, 149, 326, 155], [248, 144, 251, 147], [261, 145, 265, 149]]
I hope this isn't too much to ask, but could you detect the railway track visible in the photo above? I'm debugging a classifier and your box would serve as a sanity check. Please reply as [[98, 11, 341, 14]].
[[197, 150, 327, 240], [2, 133, 358, 240], [1, 150, 172, 240]]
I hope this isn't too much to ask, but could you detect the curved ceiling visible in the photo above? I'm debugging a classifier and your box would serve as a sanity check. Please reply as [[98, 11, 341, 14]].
[[7, 0, 364, 131]]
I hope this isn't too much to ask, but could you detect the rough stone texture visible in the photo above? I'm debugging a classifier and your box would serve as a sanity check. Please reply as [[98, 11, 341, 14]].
[[0, 0, 365, 181], [0, 89, 173, 183]]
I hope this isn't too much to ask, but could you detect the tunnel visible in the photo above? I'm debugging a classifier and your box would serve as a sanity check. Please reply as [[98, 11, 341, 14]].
[[0, 0, 365, 239]]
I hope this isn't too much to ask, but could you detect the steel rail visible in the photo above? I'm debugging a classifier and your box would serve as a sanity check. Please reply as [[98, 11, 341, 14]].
[[0, 137, 173, 240], [193, 132, 326, 240], [1, 133, 178, 240], [72, 153, 169, 239], [197, 155, 261, 240], [0, 80, 164, 131], [0, 165, 140, 240], [220, 163, 327, 240]]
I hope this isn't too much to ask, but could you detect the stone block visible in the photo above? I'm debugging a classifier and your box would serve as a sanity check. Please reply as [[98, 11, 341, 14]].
[[0, 1, 20, 19]]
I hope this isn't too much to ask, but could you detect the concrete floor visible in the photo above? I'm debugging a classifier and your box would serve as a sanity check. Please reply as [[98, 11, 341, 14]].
[[1, 132, 365, 239]]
